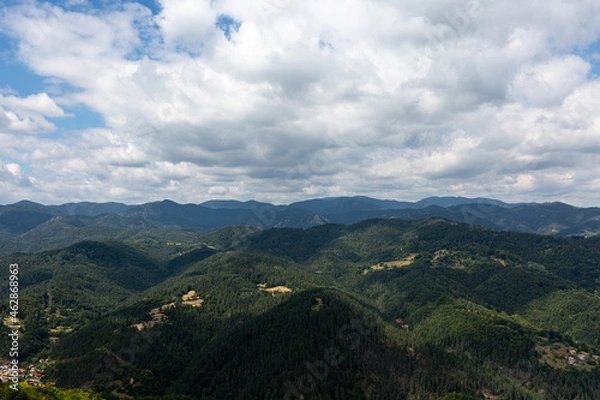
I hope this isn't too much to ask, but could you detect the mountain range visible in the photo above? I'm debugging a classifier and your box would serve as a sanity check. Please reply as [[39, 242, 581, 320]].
[[1, 196, 599, 255], [1, 217, 600, 399]]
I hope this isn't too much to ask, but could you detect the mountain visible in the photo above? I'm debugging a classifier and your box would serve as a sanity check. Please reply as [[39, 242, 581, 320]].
[[200, 199, 278, 210], [0, 205, 55, 237], [122, 200, 263, 231], [0, 214, 175, 255], [414, 196, 520, 208], [2, 217, 600, 399], [442, 201, 600, 235], [2, 196, 600, 256], [56, 201, 133, 217], [286, 195, 415, 214]]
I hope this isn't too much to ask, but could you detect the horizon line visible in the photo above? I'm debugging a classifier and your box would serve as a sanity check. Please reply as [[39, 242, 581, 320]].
[[2, 195, 595, 209]]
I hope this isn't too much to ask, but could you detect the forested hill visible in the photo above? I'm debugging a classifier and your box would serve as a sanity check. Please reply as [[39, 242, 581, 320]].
[[1, 217, 600, 399], [1, 196, 600, 255]]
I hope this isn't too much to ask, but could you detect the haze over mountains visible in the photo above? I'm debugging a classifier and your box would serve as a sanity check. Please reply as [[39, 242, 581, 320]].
[[1, 196, 599, 255]]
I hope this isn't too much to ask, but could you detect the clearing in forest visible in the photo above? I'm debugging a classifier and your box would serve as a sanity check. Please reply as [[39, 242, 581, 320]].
[[258, 284, 292, 296], [182, 290, 204, 307], [366, 254, 416, 273], [431, 250, 464, 269], [132, 303, 175, 331], [312, 297, 324, 311], [536, 340, 600, 371]]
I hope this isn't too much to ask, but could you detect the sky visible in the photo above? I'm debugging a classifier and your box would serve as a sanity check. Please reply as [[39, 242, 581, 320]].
[[1, 0, 600, 206]]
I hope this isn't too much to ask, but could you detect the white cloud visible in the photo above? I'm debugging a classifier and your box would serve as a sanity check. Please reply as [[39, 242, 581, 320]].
[[0, 160, 33, 203], [510, 56, 591, 107], [0, 92, 66, 133], [0, 0, 600, 205], [0, 92, 65, 117]]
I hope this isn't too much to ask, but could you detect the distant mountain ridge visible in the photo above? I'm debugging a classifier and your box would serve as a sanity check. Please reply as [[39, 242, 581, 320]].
[[1, 196, 599, 254]]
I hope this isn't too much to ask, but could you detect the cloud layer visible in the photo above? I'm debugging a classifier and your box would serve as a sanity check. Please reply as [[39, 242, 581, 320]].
[[0, 0, 599, 205]]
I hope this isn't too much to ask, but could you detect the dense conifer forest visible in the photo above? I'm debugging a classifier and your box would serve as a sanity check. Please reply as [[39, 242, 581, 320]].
[[1, 217, 600, 398]]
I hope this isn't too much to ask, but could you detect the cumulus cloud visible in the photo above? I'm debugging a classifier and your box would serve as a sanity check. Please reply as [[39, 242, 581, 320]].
[[509, 56, 591, 107], [0, 92, 66, 133], [0, 0, 599, 205], [156, 0, 216, 53], [0, 160, 33, 202]]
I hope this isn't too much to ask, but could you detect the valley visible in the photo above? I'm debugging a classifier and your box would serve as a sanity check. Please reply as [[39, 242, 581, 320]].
[[0, 214, 599, 399]]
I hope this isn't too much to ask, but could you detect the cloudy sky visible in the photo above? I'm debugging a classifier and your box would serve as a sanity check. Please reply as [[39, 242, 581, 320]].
[[1, 0, 599, 206]]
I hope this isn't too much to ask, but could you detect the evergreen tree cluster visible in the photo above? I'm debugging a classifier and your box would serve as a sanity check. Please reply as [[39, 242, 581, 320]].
[[1, 217, 599, 398]]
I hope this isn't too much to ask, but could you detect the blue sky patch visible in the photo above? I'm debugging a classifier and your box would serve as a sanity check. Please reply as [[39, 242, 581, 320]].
[[0, 38, 47, 96], [216, 14, 241, 41], [87, 0, 161, 14], [584, 38, 600, 77], [126, 0, 161, 15], [52, 105, 105, 132]]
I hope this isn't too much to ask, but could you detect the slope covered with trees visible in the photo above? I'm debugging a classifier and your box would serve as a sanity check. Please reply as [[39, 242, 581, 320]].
[[2, 196, 600, 257], [1, 218, 600, 399]]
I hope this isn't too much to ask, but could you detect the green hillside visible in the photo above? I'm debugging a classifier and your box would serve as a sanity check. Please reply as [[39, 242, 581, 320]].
[[0, 383, 103, 399], [2, 218, 600, 399]]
